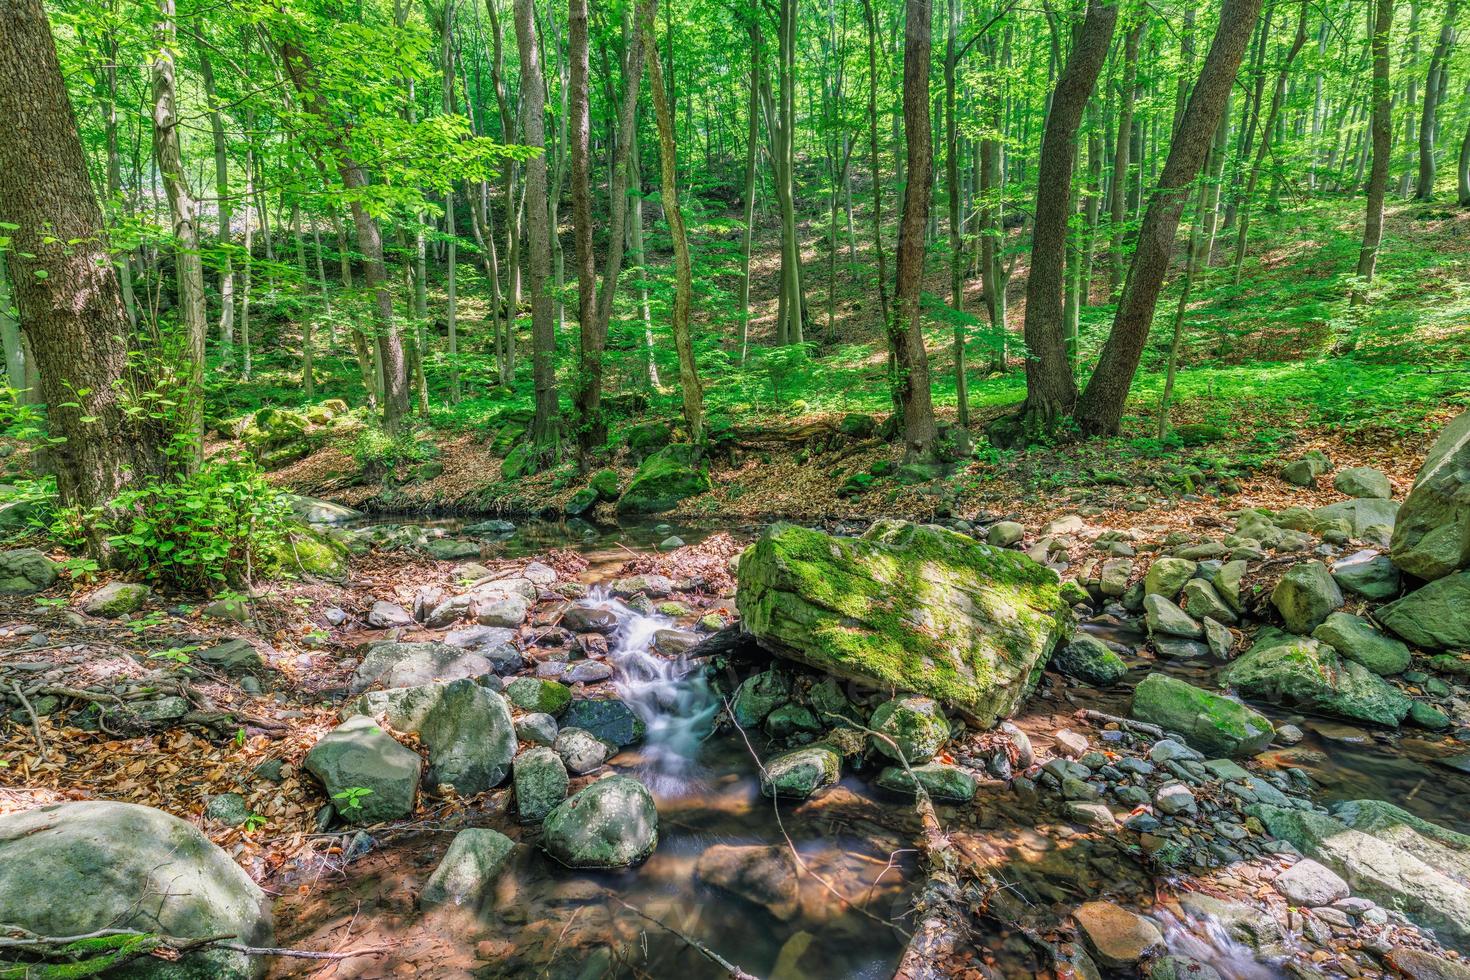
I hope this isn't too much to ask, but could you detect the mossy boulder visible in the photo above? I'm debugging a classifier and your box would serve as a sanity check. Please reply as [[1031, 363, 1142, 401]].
[[868, 695, 949, 764], [760, 745, 841, 799], [624, 421, 672, 461], [588, 469, 621, 501], [1313, 612, 1411, 676], [81, 581, 149, 618], [839, 413, 877, 439], [541, 775, 658, 869], [1379, 571, 1470, 650], [1222, 630, 1411, 727], [1130, 672, 1274, 758], [1390, 408, 1470, 580], [501, 443, 539, 481], [269, 523, 350, 579], [1271, 561, 1343, 634], [731, 670, 792, 727], [736, 520, 1070, 725], [505, 676, 572, 716], [617, 444, 712, 513], [1052, 633, 1129, 687], [243, 407, 311, 469], [0, 547, 58, 594]]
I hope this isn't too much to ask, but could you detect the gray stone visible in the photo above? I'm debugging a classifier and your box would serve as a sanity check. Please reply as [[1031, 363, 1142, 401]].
[[1335, 466, 1393, 500], [1313, 612, 1412, 675], [1052, 633, 1128, 686], [304, 715, 422, 823], [1181, 578, 1237, 625], [1223, 631, 1410, 727], [204, 792, 251, 826], [1314, 498, 1400, 540], [283, 493, 362, 525], [424, 538, 481, 561], [515, 712, 558, 746], [731, 670, 792, 727], [1390, 408, 1470, 580], [1274, 858, 1350, 907], [555, 727, 612, 774], [367, 601, 414, 628], [1202, 617, 1235, 658], [0, 801, 272, 979], [1216, 559, 1247, 613], [421, 828, 516, 908], [1154, 781, 1197, 815], [541, 775, 658, 869], [351, 641, 496, 692], [476, 594, 530, 628], [0, 548, 57, 594], [196, 638, 264, 676], [1271, 561, 1343, 634], [417, 679, 517, 795], [81, 581, 149, 617], [873, 762, 978, 802], [1332, 549, 1402, 599], [514, 746, 568, 822], [987, 521, 1024, 547], [560, 698, 645, 748], [1145, 594, 1204, 639]]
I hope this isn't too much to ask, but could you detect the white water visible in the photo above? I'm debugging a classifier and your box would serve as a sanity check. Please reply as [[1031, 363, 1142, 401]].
[[582, 587, 720, 797], [1155, 906, 1284, 979]]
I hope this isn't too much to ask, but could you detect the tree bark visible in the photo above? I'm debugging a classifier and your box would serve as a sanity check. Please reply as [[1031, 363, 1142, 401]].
[[1354, 0, 1395, 303], [1076, 0, 1266, 436], [0, 0, 171, 553], [740, 11, 762, 365], [1109, 19, 1141, 295], [1019, 0, 1119, 431], [890, 0, 939, 458], [570, 0, 598, 466], [197, 34, 234, 371], [1416, 0, 1459, 199]]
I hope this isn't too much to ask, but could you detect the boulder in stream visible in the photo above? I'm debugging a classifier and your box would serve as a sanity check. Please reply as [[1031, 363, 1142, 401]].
[[421, 829, 516, 909], [1379, 571, 1470, 651], [869, 695, 950, 764], [761, 744, 841, 799], [0, 801, 274, 979], [1051, 633, 1128, 687], [1072, 901, 1165, 970], [561, 697, 645, 748], [1390, 408, 1470, 580], [874, 762, 978, 802], [695, 844, 800, 920], [541, 775, 658, 869], [514, 746, 569, 822], [1222, 630, 1410, 727], [736, 520, 1069, 725], [1129, 673, 1274, 758]]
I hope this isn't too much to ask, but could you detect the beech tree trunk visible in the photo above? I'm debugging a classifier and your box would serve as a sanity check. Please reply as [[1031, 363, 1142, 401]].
[[0, 0, 172, 553], [1019, 0, 1118, 430], [1076, 0, 1266, 436], [1355, 0, 1395, 302], [890, 0, 939, 458], [197, 36, 234, 370], [1109, 19, 1141, 295], [1416, 0, 1459, 199]]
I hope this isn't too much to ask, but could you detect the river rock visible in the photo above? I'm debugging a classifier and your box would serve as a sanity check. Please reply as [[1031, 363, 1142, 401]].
[[761, 745, 841, 799], [1334, 466, 1392, 499], [987, 521, 1024, 547], [1314, 498, 1399, 541], [561, 698, 645, 747], [732, 670, 792, 727], [736, 521, 1069, 726], [617, 444, 712, 513], [505, 676, 572, 715], [1271, 561, 1343, 634], [541, 775, 658, 869], [1385, 949, 1470, 980], [695, 844, 800, 920], [1052, 633, 1128, 686], [1073, 901, 1165, 970], [1144, 557, 1197, 598], [0, 801, 273, 979], [1274, 857, 1349, 907], [0, 547, 57, 594], [284, 493, 361, 525], [475, 594, 530, 628], [610, 573, 675, 598], [874, 762, 978, 802], [416, 679, 516, 794], [347, 681, 453, 732], [1331, 549, 1401, 599], [1144, 593, 1203, 639], [514, 746, 569, 822], [351, 641, 497, 692], [1379, 571, 1470, 650], [305, 715, 422, 823], [1181, 578, 1237, 625], [555, 727, 613, 774], [1148, 957, 1222, 980], [1391, 408, 1470, 580], [563, 605, 620, 634], [515, 712, 558, 746], [1224, 631, 1410, 726], [1130, 673, 1274, 757], [652, 628, 700, 656], [1250, 800, 1470, 951], [421, 829, 516, 908], [1313, 612, 1411, 675], [869, 695, 949, 764]]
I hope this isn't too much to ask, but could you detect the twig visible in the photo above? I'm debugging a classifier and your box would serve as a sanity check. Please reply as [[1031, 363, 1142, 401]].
[[1075, 708, 1165, 739], [8, 682, 48, 760], [613, 899, 760, 980]]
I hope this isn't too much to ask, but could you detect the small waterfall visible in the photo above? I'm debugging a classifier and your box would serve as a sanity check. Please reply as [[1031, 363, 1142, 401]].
[[582, 588, 719, 797], [1154, 906, 1282, 979]]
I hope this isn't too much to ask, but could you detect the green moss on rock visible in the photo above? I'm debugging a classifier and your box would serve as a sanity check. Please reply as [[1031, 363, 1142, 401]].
[[1130, 672, 1274, 757], [617, 444, 712, 513]]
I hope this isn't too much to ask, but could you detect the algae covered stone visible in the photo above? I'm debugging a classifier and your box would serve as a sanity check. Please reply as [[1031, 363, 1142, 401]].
[[541, 775, 658, 869], [1271, 561, 1343, 634], [617, 444, 712, 513], [1312, 612, 1411, 676], [869, 695, 949, 764], [874, 762, 977, 802], [1052, 633, 1128, 686], [1129, 672, 1274, 758], [1390, 407, 1470, 581], [760, 745, 841, 799], [1223, 631, 1410, 727], [1379, 571, 1470, 650], [736, 520, 1069, 725]]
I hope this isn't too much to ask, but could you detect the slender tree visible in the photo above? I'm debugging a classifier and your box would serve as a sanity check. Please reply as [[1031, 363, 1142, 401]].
[[1355, 0, 1395, 303], [1416, 0, 1459, 199]]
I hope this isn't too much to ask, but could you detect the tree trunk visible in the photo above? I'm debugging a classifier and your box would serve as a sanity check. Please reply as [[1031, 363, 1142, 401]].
[[944, 0, 968, 428], [890, 0, 940, 458], [740, 13, 761, 365], [644, 7, 704, 442], [570, 0, 598, 465], [1076, 0, 1266, 436], [1355, 0, 1395, 303], [1019, 0, 1119, 432], [292, 202, 315, 400], [0, 0, 171, 553], [1416, 0, 1459, 199], [197, 36, 235, 371], [860, 0, 891, 343], [151, 0, 207, 471], [514, 0, 560, 449], [1109, 19, 1141, 295]]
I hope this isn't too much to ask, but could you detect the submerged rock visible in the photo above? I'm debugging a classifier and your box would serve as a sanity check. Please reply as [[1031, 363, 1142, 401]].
[[1391, 408, 1470, 580], [1129, 673, 1274, 758], [761, 745, 841, 799], [541, 775, 658, 869], [695, 844, 800, 920], [1072, 901, 1165, 970], [0, 801, 273, 979], [736, 521, 1069, 725], [1223, 631, 1410, 727]]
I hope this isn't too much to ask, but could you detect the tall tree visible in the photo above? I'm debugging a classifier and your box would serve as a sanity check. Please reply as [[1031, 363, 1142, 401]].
[[1017, 0, 1119, 432], [1076, 0, 1266, 435], [889, 0, 939, 458], [1416, 0, 1459, 199], [569, 0, 598, 466], [0, 0, 171, 554], [1108, 17, 1142, 295], [1355, 0, 1395, 302]]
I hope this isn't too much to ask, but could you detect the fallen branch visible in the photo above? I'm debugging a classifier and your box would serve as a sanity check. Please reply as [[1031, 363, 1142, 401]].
[[1075, 708, 1164, 739], [613, 899, 760, 980], [8, 683, 47, 760]]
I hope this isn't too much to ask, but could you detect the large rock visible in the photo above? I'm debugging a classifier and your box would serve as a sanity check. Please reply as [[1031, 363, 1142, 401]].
[[305, 715, 422, 823], [0, 547, 57, 594], [284, 493, 362, 525], [736, 521, 1069, 725], [1379, 571, 1470, 650], [761, 745, 841, 799], [1250, 800, 1470, 952], [351, 641, 496, 692], [1313, 612, 1411, 675], [541, 775, 658, 869], [1222, 631, 1410, 727], [416, 679, 517, 795], [873, 762, 978, 802], [1270, 561, 1343, 634], [0, 801, 273, 979], [1051, 633, 1128, 686], [1130, 672, 1274, 758], [514, 746, 568, 822], [1313, 498, 1399, 542], [81, 581, 149, 617], [1273, 858, 1349, 907], [421, 829, 515, 908], [617, 444, 712, 513], [1072, 901, 1165, 970], [695, 844, 800, 920], [1334, 467, 1393, 500], [1332, 549, 1402, 599], [561, 698, 645, 748], [869, 695, 949, 764], [1391, 409, 1470, 580], [731, 670, 792, 727]]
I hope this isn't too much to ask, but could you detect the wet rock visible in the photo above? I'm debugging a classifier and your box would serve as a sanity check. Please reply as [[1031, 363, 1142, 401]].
[[563, 605, 619, 634], [0, 801, 272, 979], [1385, 948, 1470, 980], [1072, 901, 1165, 970], [416, 679, 517, 794], [652, 628, 700, 656], [1312, 612, 1411, 676], [515, 712, 558, 746], [560, 698, 645, 748], [1335, 466, 1392, 500], [367, 601, 414, 629], [761, 745, 841, 799], [421, 829, 516, 909], [736, 521, 1069, 726], [1274, 857, 1349, 907], [1390, 408, 1470, 581], [1223, 631, 1410, 727], [1052, 633, 1128, 686], [1331, 549, 1401, 599], [505, 676, 572, 716], [1130, 673, 1274, 757], [695, 844, 800, 920], [554, 727, 612, 774], [765, 703, 821, 738], [610, 574, 675, 598], [731, 670, 792, 727], [1409, 700, 1451, 730], [1145, 594, 1203, 639], [514, 746, 569, 822], [869, 695, 949, 764], [1147, 956, 1222, 980], [351, 641, 497, 692], [81, 581, 149, 618], [541, 775, 659, 869], [304, 715, 421, 823], [1145, 557, 1197, 598], [1379, 571, 1470, 651], [1271, 561, 1343, 634], [874, 763, 978, 802], [563, 661, 613, 685]]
